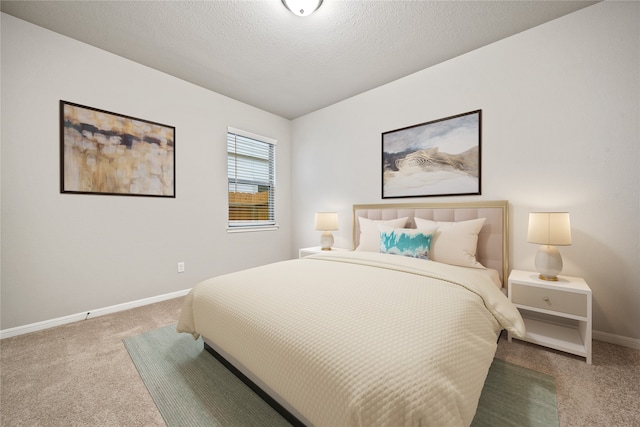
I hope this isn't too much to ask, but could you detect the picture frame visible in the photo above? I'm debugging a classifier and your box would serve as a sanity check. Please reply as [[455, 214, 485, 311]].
[[60, 100, 175, 197], [382, 110, 481, 199]]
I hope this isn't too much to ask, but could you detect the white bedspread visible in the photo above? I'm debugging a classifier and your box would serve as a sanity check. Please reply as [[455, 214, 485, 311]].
[[178, 251, 525, 427]]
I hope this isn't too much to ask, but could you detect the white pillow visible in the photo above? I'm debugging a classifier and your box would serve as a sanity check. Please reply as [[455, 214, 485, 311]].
[[414, 217, 486, 268], [356, 217, 408, 252]]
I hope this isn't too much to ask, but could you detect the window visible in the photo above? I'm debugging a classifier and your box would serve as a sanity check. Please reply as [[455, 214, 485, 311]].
[[227, 127, 277, 231]]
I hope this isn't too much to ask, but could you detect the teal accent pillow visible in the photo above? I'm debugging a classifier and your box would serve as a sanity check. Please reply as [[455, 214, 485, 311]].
[[378, 226, 436, 260]]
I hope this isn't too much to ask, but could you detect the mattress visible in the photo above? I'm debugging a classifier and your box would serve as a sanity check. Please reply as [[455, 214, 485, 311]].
[[178, 251, 525, 427]]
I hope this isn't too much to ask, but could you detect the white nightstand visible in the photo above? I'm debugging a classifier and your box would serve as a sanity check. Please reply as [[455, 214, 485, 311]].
[[508, 269, 592, 364], [298, 246, 349, 258]]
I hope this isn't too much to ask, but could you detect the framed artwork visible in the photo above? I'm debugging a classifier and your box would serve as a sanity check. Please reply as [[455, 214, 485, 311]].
[[60, 100, 175, 197], [382, 110, 481, 199]]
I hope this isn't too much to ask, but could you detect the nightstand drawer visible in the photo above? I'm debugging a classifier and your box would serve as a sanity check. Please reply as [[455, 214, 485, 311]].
[[511, 283, 587, 317]]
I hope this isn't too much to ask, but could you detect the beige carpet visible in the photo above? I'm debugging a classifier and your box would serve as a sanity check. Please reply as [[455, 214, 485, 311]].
[[0, 298, 182, 426], [496, 333, 640, 427], [1, 297, 639, 426]]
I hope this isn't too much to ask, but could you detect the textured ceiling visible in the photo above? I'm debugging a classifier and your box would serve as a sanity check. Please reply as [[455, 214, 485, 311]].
[[1, 0, 598, 119]]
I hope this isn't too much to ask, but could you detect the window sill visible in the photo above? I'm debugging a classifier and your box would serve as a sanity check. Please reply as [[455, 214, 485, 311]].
[[226, 225, 279, 234]]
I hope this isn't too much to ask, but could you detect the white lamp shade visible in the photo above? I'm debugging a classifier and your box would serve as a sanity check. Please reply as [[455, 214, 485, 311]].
[[282, 0, 323, 16], [314, 212, 338, 231], [528, 212, 572, 246]]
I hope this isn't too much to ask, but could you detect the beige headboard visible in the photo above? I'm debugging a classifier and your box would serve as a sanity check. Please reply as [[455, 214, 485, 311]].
[[353, 200, 509, 286]]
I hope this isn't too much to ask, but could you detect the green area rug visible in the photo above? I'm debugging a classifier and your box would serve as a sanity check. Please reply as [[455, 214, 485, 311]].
[[472, 358, 559, 427], [124, 324, 558, 427]]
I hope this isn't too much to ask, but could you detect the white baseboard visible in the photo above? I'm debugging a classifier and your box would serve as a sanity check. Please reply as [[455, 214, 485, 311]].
[[593, 330, 640, 350], [0, 289, 191, 340], [3, 292, 639, 351]]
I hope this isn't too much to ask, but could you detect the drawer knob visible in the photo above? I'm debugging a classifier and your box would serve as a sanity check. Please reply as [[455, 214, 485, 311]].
[[543, 296, 550, 303]]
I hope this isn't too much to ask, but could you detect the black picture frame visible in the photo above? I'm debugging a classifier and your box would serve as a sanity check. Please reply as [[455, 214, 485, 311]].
[[382, 110, 481, 199], [60, 100, 175, 198]]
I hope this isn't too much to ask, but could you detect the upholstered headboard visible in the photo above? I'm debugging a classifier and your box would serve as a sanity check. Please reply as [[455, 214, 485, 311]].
[[353, 200, 509, 286]]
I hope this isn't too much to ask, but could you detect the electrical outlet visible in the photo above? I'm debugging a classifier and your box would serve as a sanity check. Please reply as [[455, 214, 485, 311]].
[[177, 262, 185, 273]]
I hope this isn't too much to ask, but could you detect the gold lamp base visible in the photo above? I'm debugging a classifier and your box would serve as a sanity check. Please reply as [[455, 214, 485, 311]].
[[535, 245, 563, 282], [319, 231, 334, 251]]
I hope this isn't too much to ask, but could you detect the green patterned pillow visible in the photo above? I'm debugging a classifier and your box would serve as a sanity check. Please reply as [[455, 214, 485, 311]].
[[378, 226, 436, 260]]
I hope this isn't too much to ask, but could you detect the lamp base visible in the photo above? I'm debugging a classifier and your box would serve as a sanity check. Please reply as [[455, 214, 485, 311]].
[[319, 231, 334, 251], [535, 245, 563, 281]]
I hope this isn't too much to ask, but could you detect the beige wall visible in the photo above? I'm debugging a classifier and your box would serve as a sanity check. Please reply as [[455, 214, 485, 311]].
[[291, 1, 640, 343], [1, 13, 292, 330]]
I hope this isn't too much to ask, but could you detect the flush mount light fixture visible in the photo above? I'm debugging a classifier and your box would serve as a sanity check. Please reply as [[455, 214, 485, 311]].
[[282, 0, 323, 17]]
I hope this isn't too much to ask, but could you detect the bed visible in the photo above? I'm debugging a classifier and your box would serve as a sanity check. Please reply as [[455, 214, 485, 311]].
[[178, 201, 525, 427]]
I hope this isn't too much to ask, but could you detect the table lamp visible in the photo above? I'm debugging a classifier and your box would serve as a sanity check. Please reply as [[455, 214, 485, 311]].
[[528, 212, 572, 281], [314, 212, 338, 250]]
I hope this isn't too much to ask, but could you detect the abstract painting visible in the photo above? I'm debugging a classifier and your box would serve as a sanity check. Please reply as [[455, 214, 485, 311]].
[[60, 101, 175, 197], [382, 110, 481, 198]]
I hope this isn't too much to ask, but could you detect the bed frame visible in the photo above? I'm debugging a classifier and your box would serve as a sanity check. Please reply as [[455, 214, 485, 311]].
[[204, 200, 510, 426], [204, 341, 307, 426]]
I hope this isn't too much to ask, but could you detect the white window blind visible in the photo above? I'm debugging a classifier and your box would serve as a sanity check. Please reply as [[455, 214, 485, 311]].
[[227, 128, 276, 229]]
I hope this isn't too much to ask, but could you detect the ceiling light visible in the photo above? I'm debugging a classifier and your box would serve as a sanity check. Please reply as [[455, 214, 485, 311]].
[[282, 0, 323, 17]]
